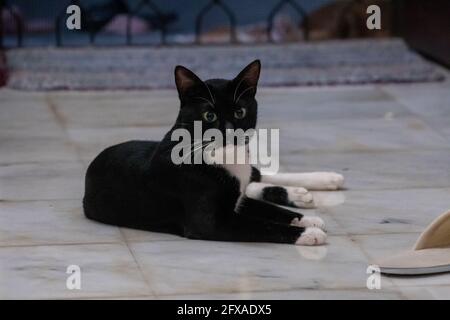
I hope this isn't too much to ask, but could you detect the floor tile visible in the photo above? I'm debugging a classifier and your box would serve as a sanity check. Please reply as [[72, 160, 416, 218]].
[[1, 84, 449, 299], [0, 90, 55, 132], [258, 86, 412, 123], [263, 116, 449, 155], [67, 126, 169, 164], [0, 161, 85, 201], [398, 286, 450, 300], [381, 83, 450, 136], [325, 188, 450, 234], [282, 150, 450, 190], [0, 200, 122, 246], [0, 129, 78, 164], [0, 90, 78, 164], [129, 236, 394, 296], [48, 90, 178, 129], [0, 243, 152, 299], [158, 288, 402, 300]]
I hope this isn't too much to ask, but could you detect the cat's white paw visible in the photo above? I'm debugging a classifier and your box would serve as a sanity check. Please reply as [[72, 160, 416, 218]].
[[286, 187, 315, 208], [319, 172, 344, 190], [295, 227, 327, 246], [291, 216, 325, 230]]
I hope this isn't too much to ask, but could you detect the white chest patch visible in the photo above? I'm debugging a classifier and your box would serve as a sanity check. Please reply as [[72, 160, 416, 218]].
[[223, 162, 252, 212], [204, 144, 252, 211], [222, 162, 252, 194]]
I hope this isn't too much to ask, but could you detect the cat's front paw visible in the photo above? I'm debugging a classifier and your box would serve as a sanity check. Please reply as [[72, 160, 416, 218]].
[[286, 187, 315, 208], [295, 227, 327, 246], [319, 172, 344, 190], [291, 216, 325, 230]]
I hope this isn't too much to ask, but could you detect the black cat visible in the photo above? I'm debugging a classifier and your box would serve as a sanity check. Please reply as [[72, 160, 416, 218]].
[[83, 60, 342, 245]]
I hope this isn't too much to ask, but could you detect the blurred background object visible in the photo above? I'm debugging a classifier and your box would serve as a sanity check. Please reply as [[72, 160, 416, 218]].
[[0, 0, 448, 90], [1, 0, 397, 47], [0, 0, 447, 59]]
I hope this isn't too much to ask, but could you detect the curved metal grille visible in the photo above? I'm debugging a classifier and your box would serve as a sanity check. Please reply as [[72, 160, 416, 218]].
[[0, 0, 323, 48]]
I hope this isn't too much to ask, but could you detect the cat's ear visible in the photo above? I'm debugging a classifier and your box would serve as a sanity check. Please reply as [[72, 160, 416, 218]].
[[233, 60, 261, 99], [174, 65, 203, 98]]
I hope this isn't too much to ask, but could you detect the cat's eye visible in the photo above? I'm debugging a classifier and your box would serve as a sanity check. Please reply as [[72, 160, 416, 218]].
[[202, 111, 217, 123], [234, 108, 246, 119]]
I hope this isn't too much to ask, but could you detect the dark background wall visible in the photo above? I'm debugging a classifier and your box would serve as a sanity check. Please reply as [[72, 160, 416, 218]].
[[400, 0, 450, 67]]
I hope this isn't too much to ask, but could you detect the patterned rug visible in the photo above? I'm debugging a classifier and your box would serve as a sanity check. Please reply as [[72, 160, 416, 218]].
[[5, 39, 445, 90]]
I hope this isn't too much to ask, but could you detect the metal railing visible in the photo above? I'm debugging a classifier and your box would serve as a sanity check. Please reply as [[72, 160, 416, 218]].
[[0, 0, 322, 48]]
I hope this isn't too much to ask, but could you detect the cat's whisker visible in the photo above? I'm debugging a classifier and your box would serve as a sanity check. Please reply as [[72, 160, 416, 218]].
[[177, 140, 210, 159], [185, 140, 214, 162], [204, 83, 216, 104], [233, 76, 246, 103], [235, 86, 255, 104], [176, 122, 191, 127], [233, 75, 254, 103], [190, 140, 207, 149], [180, 141, 210, 163], [162, 139, 210, 155]]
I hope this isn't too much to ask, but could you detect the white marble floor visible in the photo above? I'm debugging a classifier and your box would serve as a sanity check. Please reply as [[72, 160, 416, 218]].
[[1, 78, 450, 299]]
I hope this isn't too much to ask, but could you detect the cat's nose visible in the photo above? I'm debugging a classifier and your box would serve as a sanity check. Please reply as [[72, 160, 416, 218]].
[[224, 121, 234, 130]]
